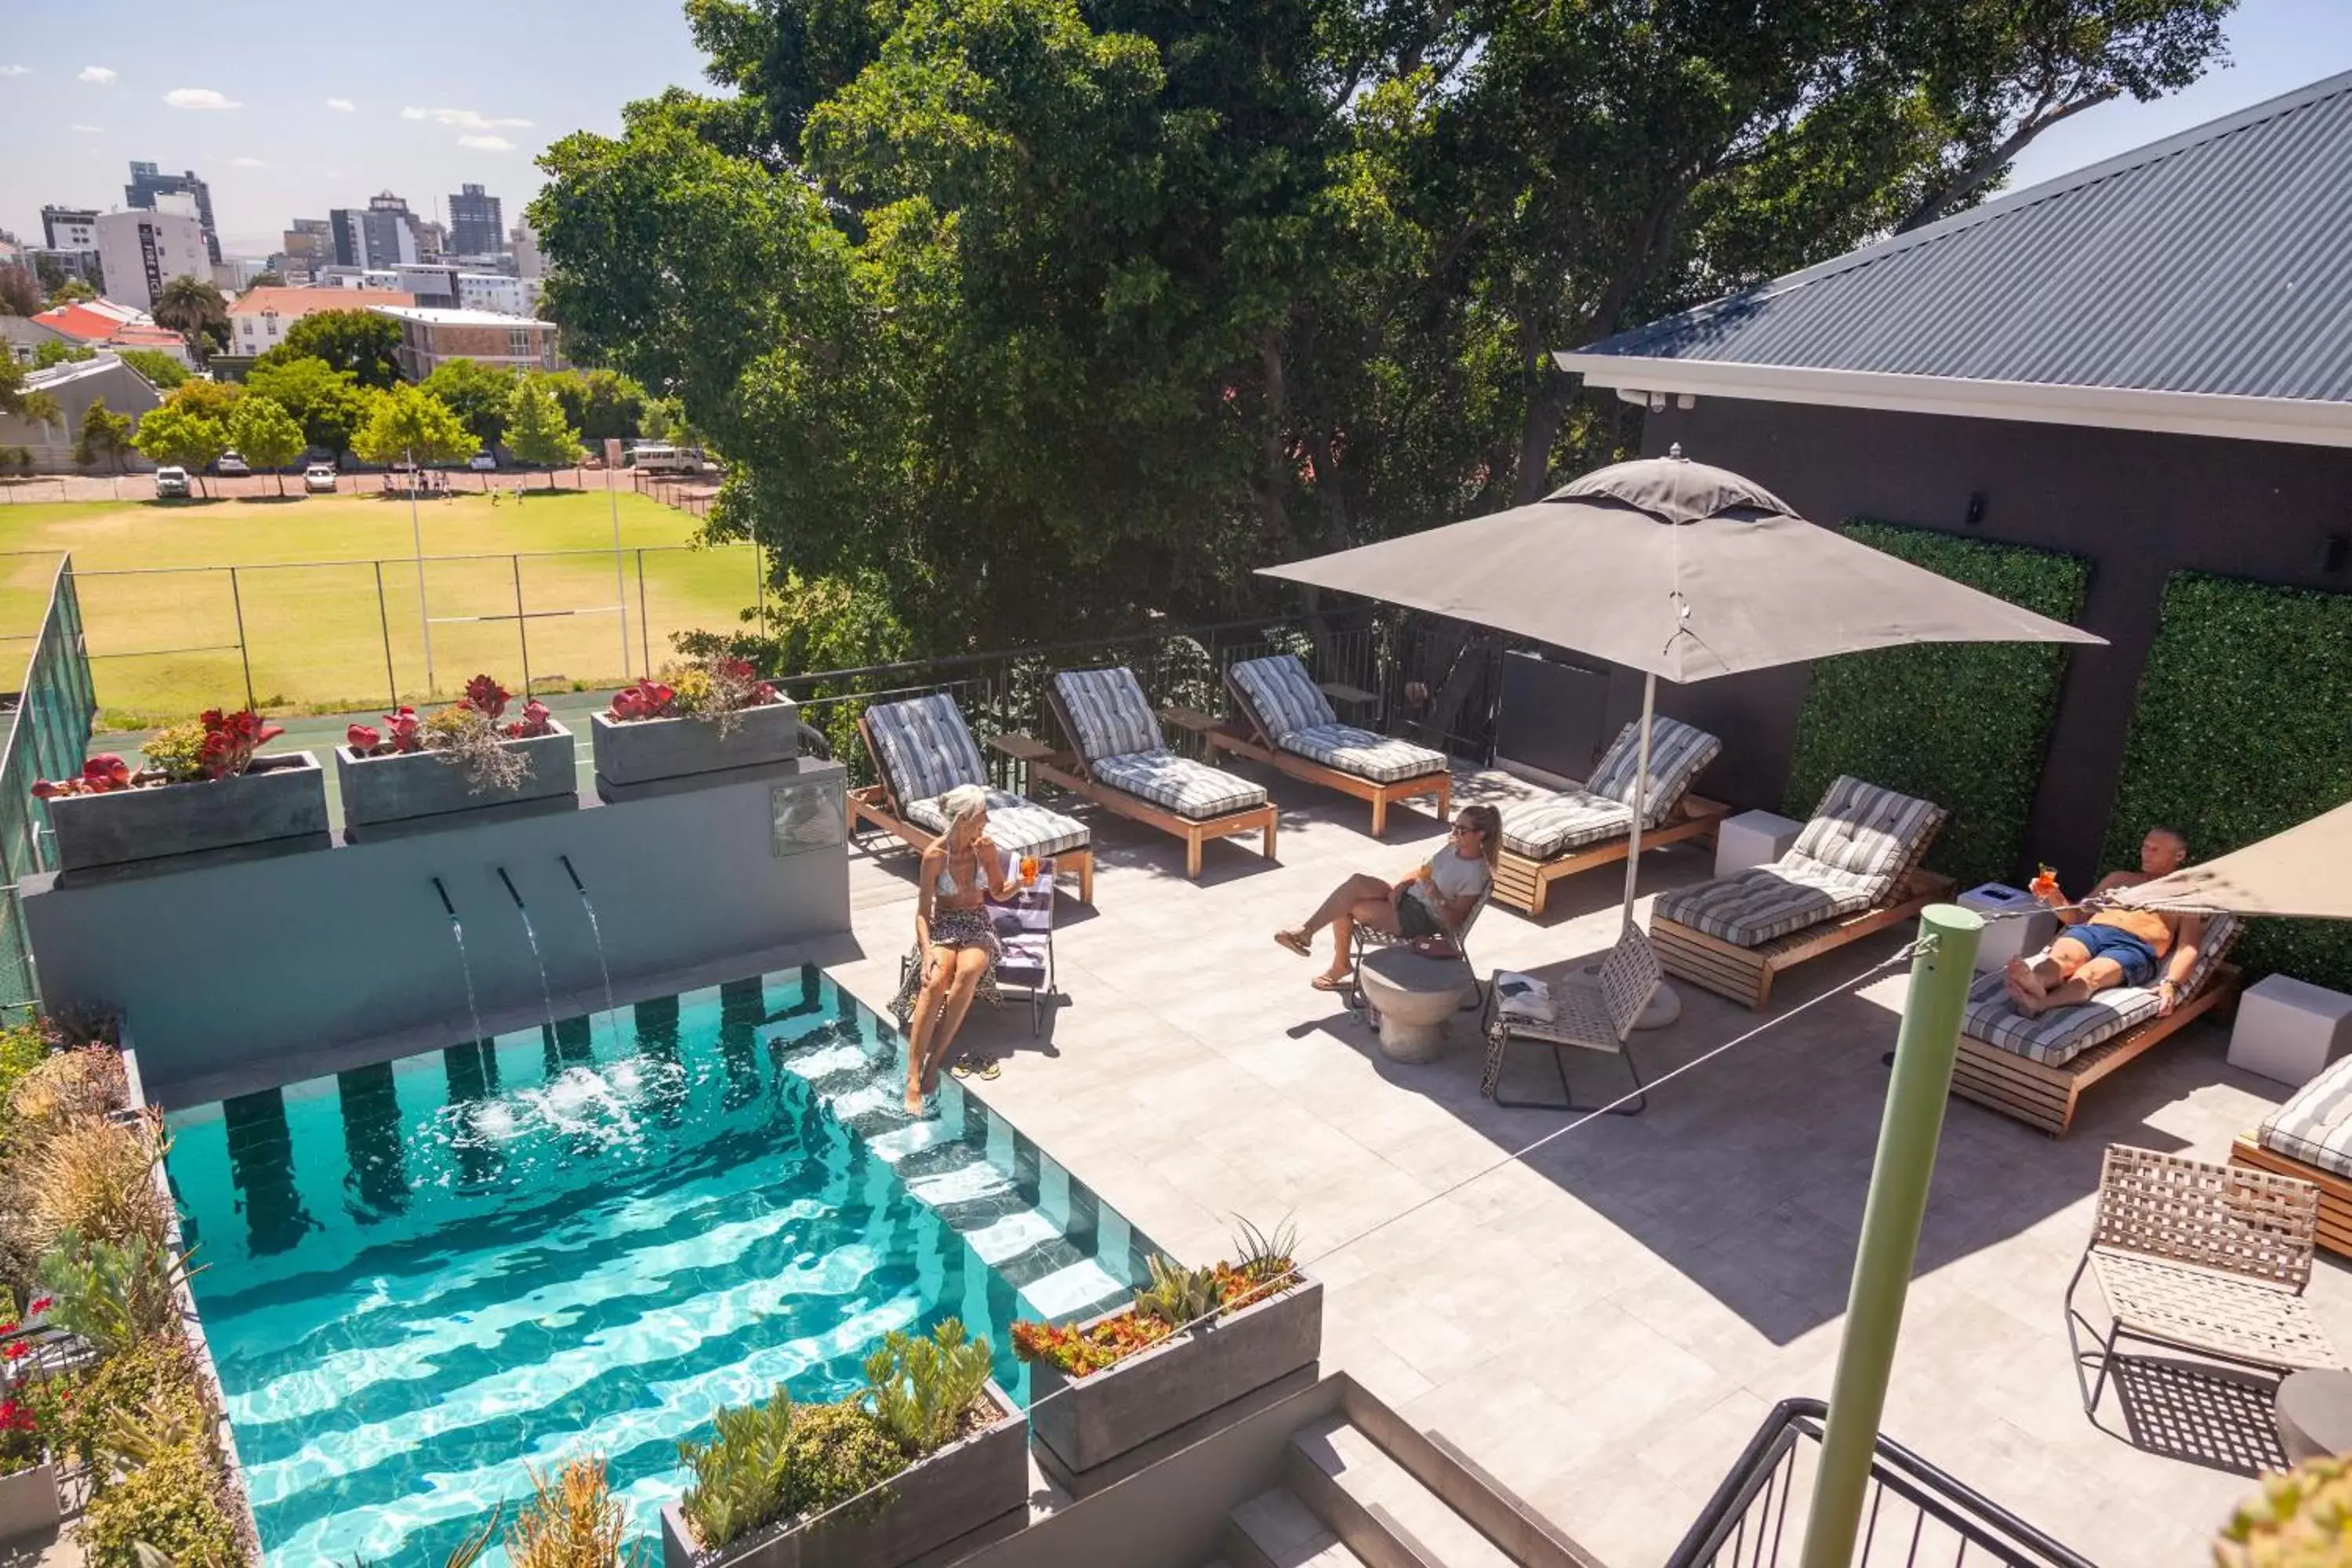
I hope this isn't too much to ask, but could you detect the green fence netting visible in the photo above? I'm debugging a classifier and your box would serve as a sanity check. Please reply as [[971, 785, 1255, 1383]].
[[0, 557, 99, 1019]]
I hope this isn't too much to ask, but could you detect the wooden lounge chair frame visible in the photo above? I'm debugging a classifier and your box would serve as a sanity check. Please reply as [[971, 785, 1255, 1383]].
[[1951, 964, 2241, 1138], [2234, 1134, 2352, 1261], [999, 681, 1277, 880], [1651, 864, 1957, 1011], [1184, 666, 1451, 837], [1492, 792, 1733, 918], [848, 710, 1097, 904]]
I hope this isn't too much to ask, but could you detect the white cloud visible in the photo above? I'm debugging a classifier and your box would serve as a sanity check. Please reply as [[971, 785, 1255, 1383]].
[[0, 66, 30, 77], [79, 66, 116, 85], [401, 106, 532, 132], [71, 124, 104, 133], [457, 134, 517, 152], [162, 87, 242, 110], [325, 97, 354, 112], [233, 156, 267, 167]]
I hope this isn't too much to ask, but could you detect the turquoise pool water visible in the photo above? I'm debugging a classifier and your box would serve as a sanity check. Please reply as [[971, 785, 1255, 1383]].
[[162, 967, 1152, 1566]]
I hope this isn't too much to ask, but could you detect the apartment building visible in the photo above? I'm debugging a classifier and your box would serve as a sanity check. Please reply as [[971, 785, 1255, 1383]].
[[376, 306, 564, 379], [229, 285, 416, 357]]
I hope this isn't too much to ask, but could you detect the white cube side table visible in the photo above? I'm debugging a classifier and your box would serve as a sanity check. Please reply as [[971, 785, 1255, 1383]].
[[2229, 975, 2352, 1087], [1715, 810, 1802, 879], [1958, 883, 2059, 975]]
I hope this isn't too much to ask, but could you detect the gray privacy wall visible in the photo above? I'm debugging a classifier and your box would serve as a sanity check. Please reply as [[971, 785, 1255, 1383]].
[[20, 760, 851, 1095]]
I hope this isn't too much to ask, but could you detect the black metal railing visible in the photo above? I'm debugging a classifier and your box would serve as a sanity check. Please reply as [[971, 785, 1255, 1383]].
[[1668, 1399, 2096, 1568]]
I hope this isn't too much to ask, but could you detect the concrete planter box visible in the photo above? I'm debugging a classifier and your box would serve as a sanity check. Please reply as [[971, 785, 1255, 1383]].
[[1028, 1276, 1322, 1493], [592, 699, 799, 789], [0, 1461, 59, 1542], [336, 722, 576, 832], [45, 753, 328, 873], [659, 1381, 1025, 1568]]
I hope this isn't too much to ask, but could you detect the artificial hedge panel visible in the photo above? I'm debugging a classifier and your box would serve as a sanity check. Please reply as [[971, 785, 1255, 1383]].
[[2103, 572, 2352, 991], [1782, 522, 2090, 891]]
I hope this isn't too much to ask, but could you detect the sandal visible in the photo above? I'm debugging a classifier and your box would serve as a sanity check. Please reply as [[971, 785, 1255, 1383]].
[[978, 1058, 1003, 1081], [1274, 930, 1312, 958], [950, 1060, 977, 1080], [1310, 974, 1351, 993]]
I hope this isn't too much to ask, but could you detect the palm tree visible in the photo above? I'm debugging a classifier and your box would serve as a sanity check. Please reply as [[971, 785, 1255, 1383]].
[[151, 274, 228, 365]]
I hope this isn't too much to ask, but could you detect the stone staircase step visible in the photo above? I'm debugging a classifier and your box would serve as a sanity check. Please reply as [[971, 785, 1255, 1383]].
[[1287, 1414, 1516, 1568], [1227, 1486, 1369, 1568]]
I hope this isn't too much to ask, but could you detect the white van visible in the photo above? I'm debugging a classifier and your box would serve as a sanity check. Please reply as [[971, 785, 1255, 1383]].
[[629, 443, 709, 475]]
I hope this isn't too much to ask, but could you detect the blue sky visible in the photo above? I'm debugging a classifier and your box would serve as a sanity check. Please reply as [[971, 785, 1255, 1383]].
[[2, 0, 2348, 260]]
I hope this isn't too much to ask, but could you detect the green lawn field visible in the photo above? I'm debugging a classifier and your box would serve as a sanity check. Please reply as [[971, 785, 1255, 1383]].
[[0, 493, 764, 730]]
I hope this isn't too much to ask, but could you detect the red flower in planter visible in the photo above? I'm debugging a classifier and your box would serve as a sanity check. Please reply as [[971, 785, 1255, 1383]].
[[503, 699, 554, 739], [608, 680, 676, 722], [347, 724, 382, 752], [2, 1343, 27, 1363], [24, 1299, 49, 1317], [30, 754, 134, 799], [195, 709, 285, 781], [0, 1399, 32, 1431], [462, 675, 511, 722], [383, 707, 423, 754]]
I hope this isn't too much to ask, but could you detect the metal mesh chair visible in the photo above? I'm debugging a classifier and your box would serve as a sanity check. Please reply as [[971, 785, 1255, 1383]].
[[1479, 925, 1662, 1113], [1348, 884, 1492, 1021], [2067, 1145, 2345, 1417]]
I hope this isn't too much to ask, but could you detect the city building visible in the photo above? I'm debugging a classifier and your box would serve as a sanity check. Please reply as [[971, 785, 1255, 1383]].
[[448, 184, 505, 259], [228, 285, 415, 358], [124, 161, 221, 264], [211, 258, 267, 293], [510, 220, 543, 281], [40, 206, 99, 252], [318, 263, 463, 307], [281, 219, 334, 282], [376, 305, 564, 379], [1, 316, 76, 363], [416, 218, 448, 264], [455, 271, 539, 315], [329, 193, 422, 270], [93, 206, 211, 313]]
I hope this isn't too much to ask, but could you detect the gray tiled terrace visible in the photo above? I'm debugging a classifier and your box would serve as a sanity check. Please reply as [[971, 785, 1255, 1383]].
[[825, 764, 2347, 1567]]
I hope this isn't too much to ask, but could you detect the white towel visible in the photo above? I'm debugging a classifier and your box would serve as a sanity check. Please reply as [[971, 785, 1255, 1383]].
[[1493, 971, 1552, 1021]]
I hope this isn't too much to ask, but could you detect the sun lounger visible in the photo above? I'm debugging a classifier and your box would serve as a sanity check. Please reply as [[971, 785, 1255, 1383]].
[[851, 692, 1095, 902], [1490, 716, 1728, 916], [1018, 666, 1276, 880], [1199, 654, 1450, 836], [2234, 1046, 2352, 1259], [1649, 775, 1951, 1009], [1953, 915, 2243, 1137]]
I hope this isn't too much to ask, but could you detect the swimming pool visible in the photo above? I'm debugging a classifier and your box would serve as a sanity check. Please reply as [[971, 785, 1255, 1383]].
[[162, 966, 1153, 1566]]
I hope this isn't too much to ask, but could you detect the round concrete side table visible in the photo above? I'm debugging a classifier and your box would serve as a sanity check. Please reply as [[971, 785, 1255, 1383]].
[[2277, 1369, 2352, 1464], [1358, 947, 1478, 1062]]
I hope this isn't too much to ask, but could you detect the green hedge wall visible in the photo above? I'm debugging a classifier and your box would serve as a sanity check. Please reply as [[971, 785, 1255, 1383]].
[[1782, 522, 2090, 891], [2103, 572, 2352, 991]]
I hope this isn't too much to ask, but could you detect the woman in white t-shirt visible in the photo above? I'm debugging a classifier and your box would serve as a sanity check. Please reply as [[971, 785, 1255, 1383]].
[[1275, 804, 1501, 991]]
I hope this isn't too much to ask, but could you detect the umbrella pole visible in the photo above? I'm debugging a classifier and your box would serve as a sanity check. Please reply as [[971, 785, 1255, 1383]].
[[1618, 672, 1656, 933]]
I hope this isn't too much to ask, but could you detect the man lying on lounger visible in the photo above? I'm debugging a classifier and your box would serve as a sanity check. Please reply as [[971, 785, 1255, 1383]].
[[2005, 827, 2205, 1018]]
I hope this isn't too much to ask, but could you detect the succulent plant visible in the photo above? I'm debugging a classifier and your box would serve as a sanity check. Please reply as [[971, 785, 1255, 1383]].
[[1135, 1254, 1221, 1330], [2218, 1455, 2352, 1566]]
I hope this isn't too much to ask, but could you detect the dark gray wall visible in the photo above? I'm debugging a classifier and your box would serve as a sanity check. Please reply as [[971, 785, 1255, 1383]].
[[21, 760, 851, 1094], [1625, 398, 2352, 884]]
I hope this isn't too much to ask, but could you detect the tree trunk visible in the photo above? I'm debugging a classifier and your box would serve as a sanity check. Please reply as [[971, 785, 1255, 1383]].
[[1896, 88, 2118, 233]]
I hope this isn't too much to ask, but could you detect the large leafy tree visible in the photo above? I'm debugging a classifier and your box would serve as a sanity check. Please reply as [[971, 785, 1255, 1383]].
[[244, 354, 368, 456], [0, 263, 42, 317], [74, 399, 136, 475], [151, 275, 230, 364], [132, 404, 228, 495], [542, 368, 649, 442], [423, 358, 518, 449], [351, 384, 480, 468], [228, 396, 307, 495], [505, 375, 584, 485], [260, 310, 405, 389]]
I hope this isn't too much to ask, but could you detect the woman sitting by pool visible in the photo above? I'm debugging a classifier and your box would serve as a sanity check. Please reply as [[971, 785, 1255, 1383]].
[[891, 785, 1016, 1112], [1275, 804, 1501, 991]]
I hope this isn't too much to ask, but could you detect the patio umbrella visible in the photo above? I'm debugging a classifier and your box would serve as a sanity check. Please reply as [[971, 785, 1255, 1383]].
[[2107, 800, 2352, 919], [1259, 448, 2104, 941]]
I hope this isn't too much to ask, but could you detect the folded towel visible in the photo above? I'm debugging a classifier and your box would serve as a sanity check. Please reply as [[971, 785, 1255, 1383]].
[[1493, 971, 1552, 1021]]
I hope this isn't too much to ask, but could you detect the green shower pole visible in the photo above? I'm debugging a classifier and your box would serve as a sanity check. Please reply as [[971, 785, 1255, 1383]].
[[1799, 902, 1983, 1568]]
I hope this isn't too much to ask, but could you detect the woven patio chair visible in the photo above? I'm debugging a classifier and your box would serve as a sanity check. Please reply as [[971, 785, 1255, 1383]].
[[1479, 924, 1663, 1113], [2067, 1145, 2344, 1418]]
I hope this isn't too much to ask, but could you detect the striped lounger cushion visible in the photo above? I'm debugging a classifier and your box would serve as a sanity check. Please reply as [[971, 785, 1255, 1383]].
[[1228, 654, 1336, 739], [1052, 667, 1163, 763], [1652, 776, 1944, 949], [2264, 1048, 2352, 1181], [906, 790, 1091, 858], [1279, 723, 1446, 785], [1089, 750, 1268, 819], [1962, 913, 2244, 1069], [1585, 715, 1723, 828], [1499, 791, 1635, 859], [865, 692, 988, 805]]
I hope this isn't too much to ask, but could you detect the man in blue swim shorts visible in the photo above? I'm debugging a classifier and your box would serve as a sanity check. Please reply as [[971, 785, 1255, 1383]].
[[2006, 828, 2207, 1019]]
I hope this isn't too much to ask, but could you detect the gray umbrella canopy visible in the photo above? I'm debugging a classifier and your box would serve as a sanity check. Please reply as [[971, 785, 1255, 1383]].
[[1258, 452, 2103, 682], [2109, 801, 2352, 919]]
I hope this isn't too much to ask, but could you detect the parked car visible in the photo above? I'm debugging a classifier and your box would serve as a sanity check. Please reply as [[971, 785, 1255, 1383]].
[[304, 464, 338, 494], [215, 451, 251, 477], [154, 466, 190, 499], [468, 452, 498, 471]]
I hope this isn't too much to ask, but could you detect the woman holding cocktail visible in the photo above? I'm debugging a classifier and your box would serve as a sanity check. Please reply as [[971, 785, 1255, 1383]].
[[889, 785, 1019, 1112]]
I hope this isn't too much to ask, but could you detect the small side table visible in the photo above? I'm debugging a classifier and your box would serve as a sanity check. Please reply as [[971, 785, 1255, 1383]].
[[2277, 1369, 2352, 1464], [2229, 975, 2352, 1087], [1959, 883, 2058, 975], [1715, 810, 1802, 879], [1319, 681, 1381, 726], [1357, 947, 1475, 1062]]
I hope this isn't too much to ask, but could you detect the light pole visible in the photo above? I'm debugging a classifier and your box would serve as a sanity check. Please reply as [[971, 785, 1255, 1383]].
[[604, 441, 630, 681], [407, 444, 435, 696]]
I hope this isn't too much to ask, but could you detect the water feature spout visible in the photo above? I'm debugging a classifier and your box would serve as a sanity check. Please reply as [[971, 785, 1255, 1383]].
[[433, 878, 486, 1045], [561, 855, 620, 1043], [494, 866, 559, 1031], [431, 876, 457, 920]]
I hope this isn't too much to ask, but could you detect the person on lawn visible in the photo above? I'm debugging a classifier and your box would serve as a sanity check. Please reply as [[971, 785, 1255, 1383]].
[[1275, 804, 1501, 991], [2005, 827, 2205, 1018]]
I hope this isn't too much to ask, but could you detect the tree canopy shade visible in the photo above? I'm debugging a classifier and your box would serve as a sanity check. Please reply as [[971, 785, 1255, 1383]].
[[505, 375, 583, 484], [133, 404, 228, 494], [74, 400, 136, 475], [534, 0, 2235, 652], [351, 384, 479, 468], [244, 354, 368, 456], [0, 355, 61, 428], [542, 368, 648, 442], [423, 358, 517, 448], [228, 396, 307, 494], [260, 310, 405, 389], [114, 348, 189, 390]]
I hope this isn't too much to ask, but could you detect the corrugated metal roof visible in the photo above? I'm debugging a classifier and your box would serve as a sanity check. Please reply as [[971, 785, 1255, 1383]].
[[1569, 71, 2352, 405]]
